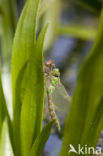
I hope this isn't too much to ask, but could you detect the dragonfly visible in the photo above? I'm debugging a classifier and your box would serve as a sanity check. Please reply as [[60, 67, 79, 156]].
[[44, 59, 71, 131]]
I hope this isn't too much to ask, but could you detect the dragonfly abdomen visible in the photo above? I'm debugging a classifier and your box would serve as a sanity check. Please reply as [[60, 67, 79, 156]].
[[47, 90, 61, 131]]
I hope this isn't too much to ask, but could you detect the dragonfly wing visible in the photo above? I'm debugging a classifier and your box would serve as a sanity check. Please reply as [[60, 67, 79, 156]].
[[44, 81, 71, 125], [52, 82, 71, 124], [44, 91, 50, 120], [52, 82, 71, 122]]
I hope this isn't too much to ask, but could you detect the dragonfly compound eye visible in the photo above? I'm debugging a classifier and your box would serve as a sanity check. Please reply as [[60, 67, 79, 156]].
[[45, 59, 55, 68]]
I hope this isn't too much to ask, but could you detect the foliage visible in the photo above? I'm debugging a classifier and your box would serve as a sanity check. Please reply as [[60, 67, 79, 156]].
[[0, 0, 103, 156], [0, 0, 53, 155], [0, 68, 7, 135], [60, 8, 103, 156], [0, 119, 14, 156], [0, 0, 17, 63], [58, 24, 97, 40], [69, 0, 102, 15]]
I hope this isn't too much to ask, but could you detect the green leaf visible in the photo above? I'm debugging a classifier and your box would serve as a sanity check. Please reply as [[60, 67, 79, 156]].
[[0, 71, 5, 135], [0, 66, 13, 153], [20, 24, 48, 156], [60, 8, 103, 156], [70, 0, 102, 15], [30, 121, 53, 156], [38, 0, 56, 18], [34, 24, 49, 134], [0, 68, 8, 135], [0, 119, 14, 156], [85, 96, 103, 147], [11, 0, 48, 156], [58, 24, 97, 40], [40, 0, 59, 51], [12, 62, 28, 156], [0, 0, 17, 63], [11, 0, 39, 109]]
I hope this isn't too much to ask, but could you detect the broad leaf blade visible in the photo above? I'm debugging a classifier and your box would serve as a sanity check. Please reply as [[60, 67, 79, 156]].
[[11, 0, 41, 155], [12, 63, 28, 156], [60, 9, 103, 156], [33, 24, 48, 135], [20, 25, 48, 156], [30, 121, 53, 156], [11, 0, 48, 155], [0, 0, 17, 63], [11, 0, 40, 109], [85, 96, 103, 147]]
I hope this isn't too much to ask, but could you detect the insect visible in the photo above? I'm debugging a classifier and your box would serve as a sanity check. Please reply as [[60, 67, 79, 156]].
[[44, 59, 71, 131]]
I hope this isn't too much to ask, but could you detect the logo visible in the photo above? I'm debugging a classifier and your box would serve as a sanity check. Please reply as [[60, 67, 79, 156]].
[[68, 144, 101, 155]]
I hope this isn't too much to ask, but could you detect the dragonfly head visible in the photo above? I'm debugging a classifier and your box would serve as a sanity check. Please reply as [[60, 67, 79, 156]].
[[44, 59, 55, 75], [44, 59, 55, 68]]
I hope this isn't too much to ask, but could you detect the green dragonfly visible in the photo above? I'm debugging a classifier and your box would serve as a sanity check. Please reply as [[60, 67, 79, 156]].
[[44, 60, 71, 131]]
